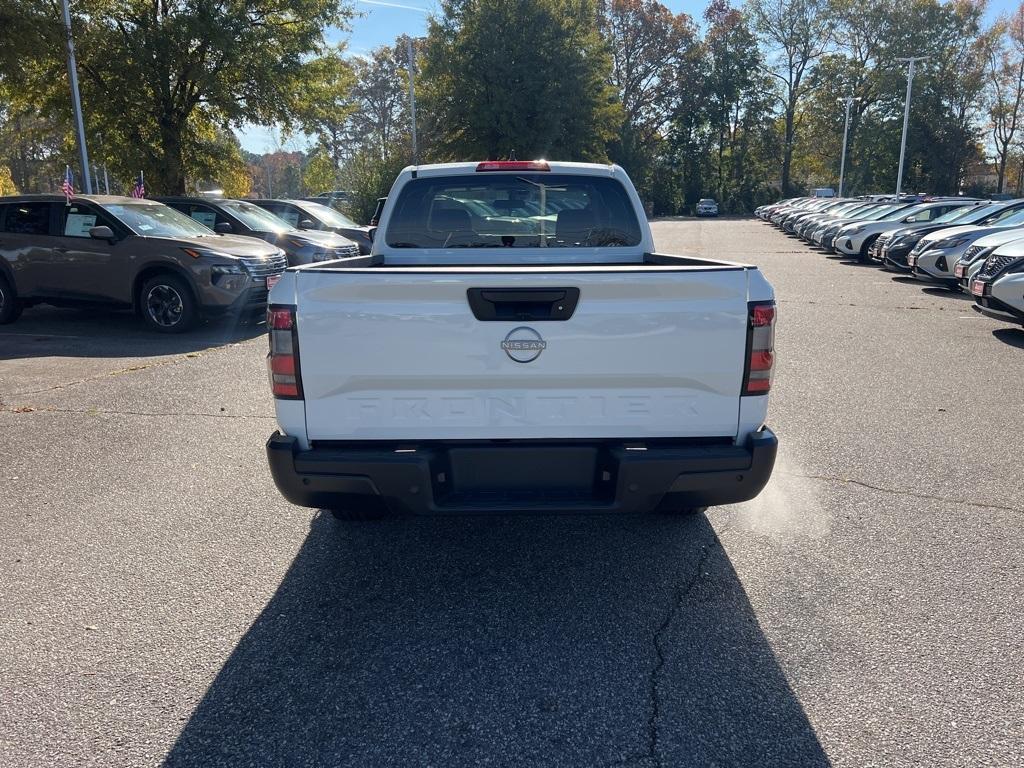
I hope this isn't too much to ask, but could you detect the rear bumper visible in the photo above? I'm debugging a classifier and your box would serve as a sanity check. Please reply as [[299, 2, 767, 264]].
[[266, 428, 779, 515]]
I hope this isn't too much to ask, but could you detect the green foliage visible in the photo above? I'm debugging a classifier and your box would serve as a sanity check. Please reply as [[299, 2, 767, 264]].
[[0, 0, 353, 194], [340, 149, 409, 224], [303, 148, 340, 194], [420, 0, 620, 161], [0, 164, 16, 195]]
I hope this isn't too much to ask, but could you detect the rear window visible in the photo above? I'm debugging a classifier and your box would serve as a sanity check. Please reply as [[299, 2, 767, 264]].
[[385, 174, 642, 249]]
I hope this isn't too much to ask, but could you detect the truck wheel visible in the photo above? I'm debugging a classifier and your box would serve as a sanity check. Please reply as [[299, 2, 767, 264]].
[[0, 273, 23, 324], [139, 274, 197, 333]]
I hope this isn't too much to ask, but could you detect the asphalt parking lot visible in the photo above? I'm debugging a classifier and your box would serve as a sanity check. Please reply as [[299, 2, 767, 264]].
[[2, 218, 1022, 767]]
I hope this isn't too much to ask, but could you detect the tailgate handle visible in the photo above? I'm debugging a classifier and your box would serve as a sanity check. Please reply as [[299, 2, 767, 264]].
[[467, 287, 580, 321]]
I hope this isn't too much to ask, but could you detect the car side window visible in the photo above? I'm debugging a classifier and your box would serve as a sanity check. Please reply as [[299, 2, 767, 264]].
[[61, 203, 115, 237], [187, 204, 218, 230], [273, 205, 301, 227], [3, 202, 53, 235]]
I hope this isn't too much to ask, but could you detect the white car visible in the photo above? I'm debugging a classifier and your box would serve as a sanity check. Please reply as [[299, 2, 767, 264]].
[[833, 201, 978, 261], [970, 245, 1024, 325], [908, 210, 1024, 288], [952, 231, 1024, 290], [264, 160, 778, 519]]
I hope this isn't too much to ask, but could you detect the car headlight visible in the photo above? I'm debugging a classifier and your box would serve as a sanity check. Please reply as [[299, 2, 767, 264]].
[[892, 234, 920, 248], [182, 247, 237, 262], [931, 237, 969, 250], [1008, 257, 1024, 273], [210, 263, 247, 275], [845, 225, 866, 235]]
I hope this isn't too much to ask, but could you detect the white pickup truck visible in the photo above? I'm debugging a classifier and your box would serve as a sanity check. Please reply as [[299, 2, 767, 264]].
[[265, 160, 777, 518]]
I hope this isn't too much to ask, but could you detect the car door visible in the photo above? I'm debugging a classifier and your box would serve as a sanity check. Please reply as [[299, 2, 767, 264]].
[[0, 201, 61, 297], [53, 202, 127, 302]]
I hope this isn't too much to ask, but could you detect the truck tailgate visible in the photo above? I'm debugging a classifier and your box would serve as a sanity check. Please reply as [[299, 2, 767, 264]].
[[294, 267, 750, 441]]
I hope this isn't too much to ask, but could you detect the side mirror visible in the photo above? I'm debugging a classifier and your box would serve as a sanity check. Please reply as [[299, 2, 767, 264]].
[[214, 221, 233, 234], [89, 225, 114, 241], [367, 226, 376, 242], [299, 219, 316, 229]]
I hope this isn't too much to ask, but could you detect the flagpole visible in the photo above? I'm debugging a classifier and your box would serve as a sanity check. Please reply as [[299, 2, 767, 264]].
[[60, 0, 92, 194]]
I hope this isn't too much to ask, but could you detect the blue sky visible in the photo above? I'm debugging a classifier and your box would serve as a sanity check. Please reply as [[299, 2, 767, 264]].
[[237, 0, 1019, 153]]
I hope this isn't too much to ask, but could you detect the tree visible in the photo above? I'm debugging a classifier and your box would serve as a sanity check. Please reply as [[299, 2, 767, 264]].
[[986, 5, 1024, 193], [749, 0, 834, 195], [420, 0, 620, 161], [0, 164, 16, 194], [601, 0, 698, 204], [3, 0, 353, 193]]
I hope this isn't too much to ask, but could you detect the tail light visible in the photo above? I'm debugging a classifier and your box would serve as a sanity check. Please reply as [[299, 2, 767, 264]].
[[743, 301, 776, 395], [267, 305, 303, 399], [476, 160, 550, 172]]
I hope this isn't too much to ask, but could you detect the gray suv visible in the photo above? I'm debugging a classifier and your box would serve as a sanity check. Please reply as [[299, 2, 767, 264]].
[[0, 195, 287, 333]]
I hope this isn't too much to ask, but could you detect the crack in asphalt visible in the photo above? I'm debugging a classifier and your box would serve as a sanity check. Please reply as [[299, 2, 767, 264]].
[[780, 471, 1024, 514], [0, 404, 274, 421], [606, 529, 718, 768], [7, 344, 242, 397]]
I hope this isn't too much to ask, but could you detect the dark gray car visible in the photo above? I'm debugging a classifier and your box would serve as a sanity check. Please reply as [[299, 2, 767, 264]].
[[249, 199, 373, 253], [0, 195, 287, 332], [155, 197, 360, 265]]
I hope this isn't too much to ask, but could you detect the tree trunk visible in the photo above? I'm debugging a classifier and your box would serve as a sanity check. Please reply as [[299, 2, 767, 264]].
[[158, 116, 186, 194], [781, 108, 795, 196], [997, 149, 1008, 194]]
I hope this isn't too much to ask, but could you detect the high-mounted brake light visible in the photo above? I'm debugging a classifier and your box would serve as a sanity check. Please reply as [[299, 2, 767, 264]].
[[476, 160, 550, 172], [743, 301, 776, 395], [267, 305, 303, 399]]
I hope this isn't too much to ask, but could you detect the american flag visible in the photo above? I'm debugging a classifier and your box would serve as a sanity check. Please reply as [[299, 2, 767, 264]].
[[61, 166, 74, 203], [131, 171, 145, 198]]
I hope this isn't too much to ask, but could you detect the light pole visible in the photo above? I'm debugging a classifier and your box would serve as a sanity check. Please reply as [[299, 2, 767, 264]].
[[895, 56, 928, 200], [837, 95, 861, 197], [60, 0, 92, 193], [403, 36, 419, 165]]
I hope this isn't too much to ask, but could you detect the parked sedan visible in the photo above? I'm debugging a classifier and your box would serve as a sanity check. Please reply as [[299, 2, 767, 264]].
[[156, 197, 361, 266], [907, 204, 1024, 287], [872, 202, 994, 270], [970, 246, 1024, 324], [250, 199, 373, 253], [834, 200, 980, 261], [0, 195, 286, 332], [953, 230, 1024, 290]]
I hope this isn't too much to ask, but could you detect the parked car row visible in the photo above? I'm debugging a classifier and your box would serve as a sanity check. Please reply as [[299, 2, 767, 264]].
[[755, 195, 1024, 326], [0, 194, 372, 333]]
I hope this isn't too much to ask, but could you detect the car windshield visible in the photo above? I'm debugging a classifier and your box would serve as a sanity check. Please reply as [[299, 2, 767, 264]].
[[991, 208, 1024, 226], [863, 204, 902, 219], [299, 202, 358, 228], [222, 200, 293, 233], [932, 205, 982, 223], [385, 173, 643, 249], [959, 204, 1011, 224], [103, 202, 213, 237], [882, 204, 932, 221]]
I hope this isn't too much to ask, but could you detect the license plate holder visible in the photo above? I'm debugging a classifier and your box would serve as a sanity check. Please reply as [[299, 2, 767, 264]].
[[971, 279, 986, 297], [954, 264, 965, 278]]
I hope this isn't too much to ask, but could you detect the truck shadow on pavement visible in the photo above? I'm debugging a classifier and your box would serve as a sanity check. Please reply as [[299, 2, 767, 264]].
[[0, 307, 264, 360], [164, 513, 829, 768]]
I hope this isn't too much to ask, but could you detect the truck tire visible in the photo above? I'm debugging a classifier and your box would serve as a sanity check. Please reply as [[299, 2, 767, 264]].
[[0, 273, 23, 324], [139, 273, 197, 333]]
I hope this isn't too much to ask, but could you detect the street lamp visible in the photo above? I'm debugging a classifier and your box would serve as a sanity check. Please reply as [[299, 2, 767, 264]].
[[895, 56, 928, 199], [837, 95, 861, 197], [60, 0, 92, 193]]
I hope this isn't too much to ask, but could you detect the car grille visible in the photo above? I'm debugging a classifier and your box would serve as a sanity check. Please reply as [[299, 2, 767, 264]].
[[976, 254, 1019, 280], [314, 244, 360, 261], [241, 253, 288, 278], [962, 245, 986, 262], [876, 233, 893, 248]]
